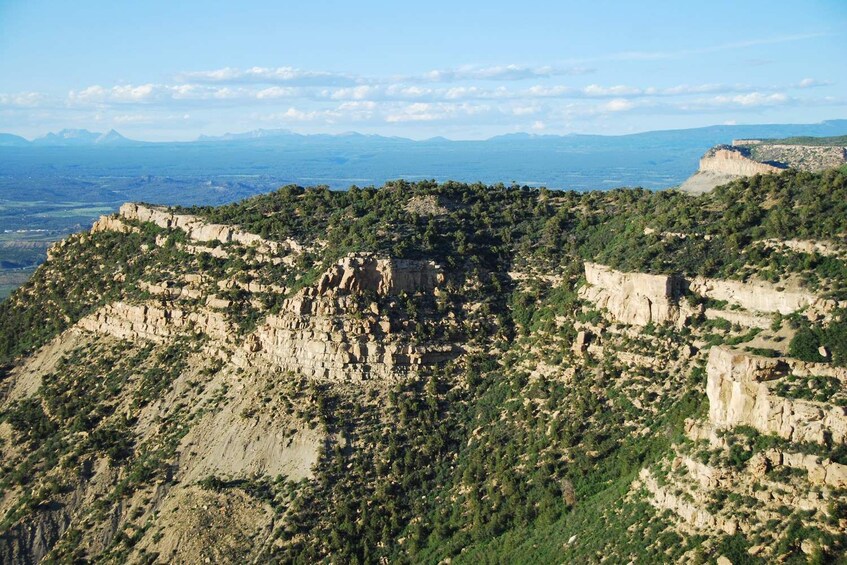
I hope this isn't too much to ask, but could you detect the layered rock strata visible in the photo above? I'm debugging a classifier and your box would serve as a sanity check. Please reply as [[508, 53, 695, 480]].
[[78, 302, 231, 343], [706, 347, 847, 444], [77, 253, 455, 382], [96, 203, 300, 256], [316, 254, 444, 296], [579, 263, 682, 326], [698, 147, 785, 177], [580, 262, 831, 327], [244, 255, 453, 381], [247, 301, 455, 381], [688, 276, 818, 316]]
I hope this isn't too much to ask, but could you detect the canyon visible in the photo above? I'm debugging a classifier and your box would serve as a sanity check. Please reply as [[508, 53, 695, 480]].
[[1, 172, 846, 563]]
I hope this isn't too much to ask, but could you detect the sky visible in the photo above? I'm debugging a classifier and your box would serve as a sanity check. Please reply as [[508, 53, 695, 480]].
[[1, 0, 845, 141]]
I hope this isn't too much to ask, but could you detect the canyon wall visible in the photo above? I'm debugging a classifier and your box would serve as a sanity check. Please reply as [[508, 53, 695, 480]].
[[76, 252, 454, 383], [705, 347, 847, 444], [697, 147, 785, 177], [78, 302, 232, 343], [93, 203, 300, 255], [579, 262, 682, 326], [580, 262, 832, 327], [315, 254, 444, 296]]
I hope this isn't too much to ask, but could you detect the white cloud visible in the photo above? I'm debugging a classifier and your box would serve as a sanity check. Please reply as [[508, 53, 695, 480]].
[[512, 105, 540, 116], [178, 66, 358, 86], [328, 85, 376, 100], [583, 84, 642, 97], [69, 84, 166, 104], [388, 85, 434, 98], [713, 92, 789, 107], [0, 92, 45, 107], [385, 102, 490, 123], [256, 87, 297, 100], [415, 64, 594, 83], [602, 99, 636, 112], [794, 78, 830, 89]]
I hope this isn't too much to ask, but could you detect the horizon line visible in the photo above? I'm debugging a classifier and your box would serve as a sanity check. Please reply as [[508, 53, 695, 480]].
[[3, 117, 847, 145]]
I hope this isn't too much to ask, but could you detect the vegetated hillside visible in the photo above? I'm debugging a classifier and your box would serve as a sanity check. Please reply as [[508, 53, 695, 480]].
[[1, 169, 847, 563]]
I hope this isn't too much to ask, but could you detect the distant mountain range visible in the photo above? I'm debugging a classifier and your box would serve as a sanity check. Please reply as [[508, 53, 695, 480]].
[[0, 128, 138, 147], [5, 119, 847, 148], [2, 120, 846, 196]]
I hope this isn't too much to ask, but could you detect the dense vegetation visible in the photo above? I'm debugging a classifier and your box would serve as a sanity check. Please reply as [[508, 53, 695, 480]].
[[1, 168, 847, 563]]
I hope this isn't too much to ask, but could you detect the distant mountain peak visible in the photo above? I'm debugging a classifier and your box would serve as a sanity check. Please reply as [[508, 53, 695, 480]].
[[30, 128, 138, 146], [197, 128, 297, 141]]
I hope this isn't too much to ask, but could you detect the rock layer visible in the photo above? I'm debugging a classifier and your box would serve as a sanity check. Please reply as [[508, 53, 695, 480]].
[[316, 254, 444, 296], [78, 302, 231, 343], [580, 262, 829, 327], [579, 262, 681, 326], [689, 276, 818, 316], [246, 286, 455, 382], [698, 147, 785, 177], [706, 347, 847, 444], [113, 203, 299, 255]]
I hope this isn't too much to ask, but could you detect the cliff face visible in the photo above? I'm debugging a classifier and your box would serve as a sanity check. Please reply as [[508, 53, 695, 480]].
[[107, 202, 302, 255], [579, 262, 682, 325], [314, 254, 444, 296], [679, 141, 846, 194], [579, 262, 834, 328], [78, 302, 232, 344], [747, 144, 847, 172], [244, 255, 455, 382], [706, 347, 847, 445], [679, 146, 784, 194], [699, 147, 785, 177]]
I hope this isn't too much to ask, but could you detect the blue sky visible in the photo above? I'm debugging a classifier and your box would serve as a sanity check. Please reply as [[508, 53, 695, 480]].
[[1, 0, 845, 140]]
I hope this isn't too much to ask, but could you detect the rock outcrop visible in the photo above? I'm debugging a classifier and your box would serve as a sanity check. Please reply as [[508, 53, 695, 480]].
[[315, 254, 444, 296], [689, 276, 819, 316], [698, 146, 785, 177], [90, 215, 137, 234], [639, 468, 737, 535], [74, 252, 454, 383], [580, 263, 829, 327], [706, 347, 847, 444], [679, 146, 784, 194], [99, 203, 300, 255], [579, 263, 682, 326], [746, 144, 847, 172], [244, 255, 453, 381], [78, 302, 231, 343], [680, 141, 847, 194]]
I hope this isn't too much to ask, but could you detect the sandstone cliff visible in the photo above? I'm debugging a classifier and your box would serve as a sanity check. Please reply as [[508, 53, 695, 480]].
[[679, 140, 846, 194], [578, 262, 682, 325], [579, 262, 829, 328], [93, 202, 301, 256], [679, 146, 784, 194], [705, 347, 847, 444]]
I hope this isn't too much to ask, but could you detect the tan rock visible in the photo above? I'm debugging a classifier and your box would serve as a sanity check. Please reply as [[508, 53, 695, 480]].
[[77, 302, 231, 343], [679, 145, 785, 194], [579, 263, 681, 326], [689, 277, 817, 316], [117, 202, 298, 257], [706, 347, 847, 444], [90, 215, 137, 234], [315, 253, 443, 296]]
